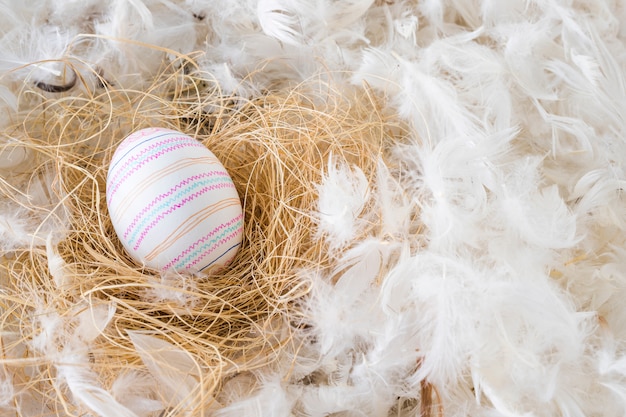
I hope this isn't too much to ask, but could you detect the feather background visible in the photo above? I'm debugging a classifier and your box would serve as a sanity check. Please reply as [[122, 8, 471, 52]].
[[2, 0, 626, 416]]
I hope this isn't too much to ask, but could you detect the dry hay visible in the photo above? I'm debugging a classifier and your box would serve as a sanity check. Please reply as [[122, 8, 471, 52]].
[[0, 50, 408, 415]]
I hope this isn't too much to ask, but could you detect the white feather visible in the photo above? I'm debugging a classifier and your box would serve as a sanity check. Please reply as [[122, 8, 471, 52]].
[[57, 355, 140, 417], [304, 239, 395, 357], [315, 157, 369, 251], [257, 0, 374, 46], [92, 0, 196, 88], [141, 271, 201, 313], [46, 234, 70, 289], [2, 1, 626, 416], [0, 373, 13, 408], [127, 331, 215, 410], [397, 128, 515, 251], [500, 183, 579, 249], [373, 159, 413, 238], [0, 139, 32, 174], [214, 372, 298, 417], [111, 0, 154, 33], [75, 303, 117, 344], [26, 299, 130, 416], [416, 0, 444, 29], [257, 0, 303, 46], [0, 208, 37, 252], [570, 51, 602, 87], [570, 169, 626, 229], [300, 383, 382, 417], [216, 373, 258, 407], [111, 371, 165, 417], [0, 85, 17, 111], [0, 24, 77, 91]]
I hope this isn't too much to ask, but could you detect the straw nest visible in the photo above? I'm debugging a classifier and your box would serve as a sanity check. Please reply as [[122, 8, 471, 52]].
[[0, 50, 410, 415]]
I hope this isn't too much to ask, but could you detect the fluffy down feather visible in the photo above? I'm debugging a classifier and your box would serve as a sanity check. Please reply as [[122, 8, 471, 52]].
[[3, 0, 626, 416], [315, 158, 369, 251]]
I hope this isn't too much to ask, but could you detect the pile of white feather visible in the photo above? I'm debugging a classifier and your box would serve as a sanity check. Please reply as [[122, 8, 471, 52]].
[[2, 0, 626, 416]]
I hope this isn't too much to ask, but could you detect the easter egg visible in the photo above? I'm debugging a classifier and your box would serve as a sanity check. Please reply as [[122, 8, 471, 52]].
[[106, 127, 243, 274]]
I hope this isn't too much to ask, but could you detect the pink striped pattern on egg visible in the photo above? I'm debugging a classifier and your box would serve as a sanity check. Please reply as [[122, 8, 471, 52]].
[[106, 128, 244, 274], [107, 134, 206, 204], [164, 213, 244, 271]]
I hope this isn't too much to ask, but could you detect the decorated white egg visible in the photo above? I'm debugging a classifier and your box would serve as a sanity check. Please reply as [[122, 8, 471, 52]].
[[106, 127, 243, 274]]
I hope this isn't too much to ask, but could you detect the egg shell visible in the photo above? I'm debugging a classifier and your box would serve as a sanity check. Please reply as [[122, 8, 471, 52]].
[[106, 127, 243, 274]]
